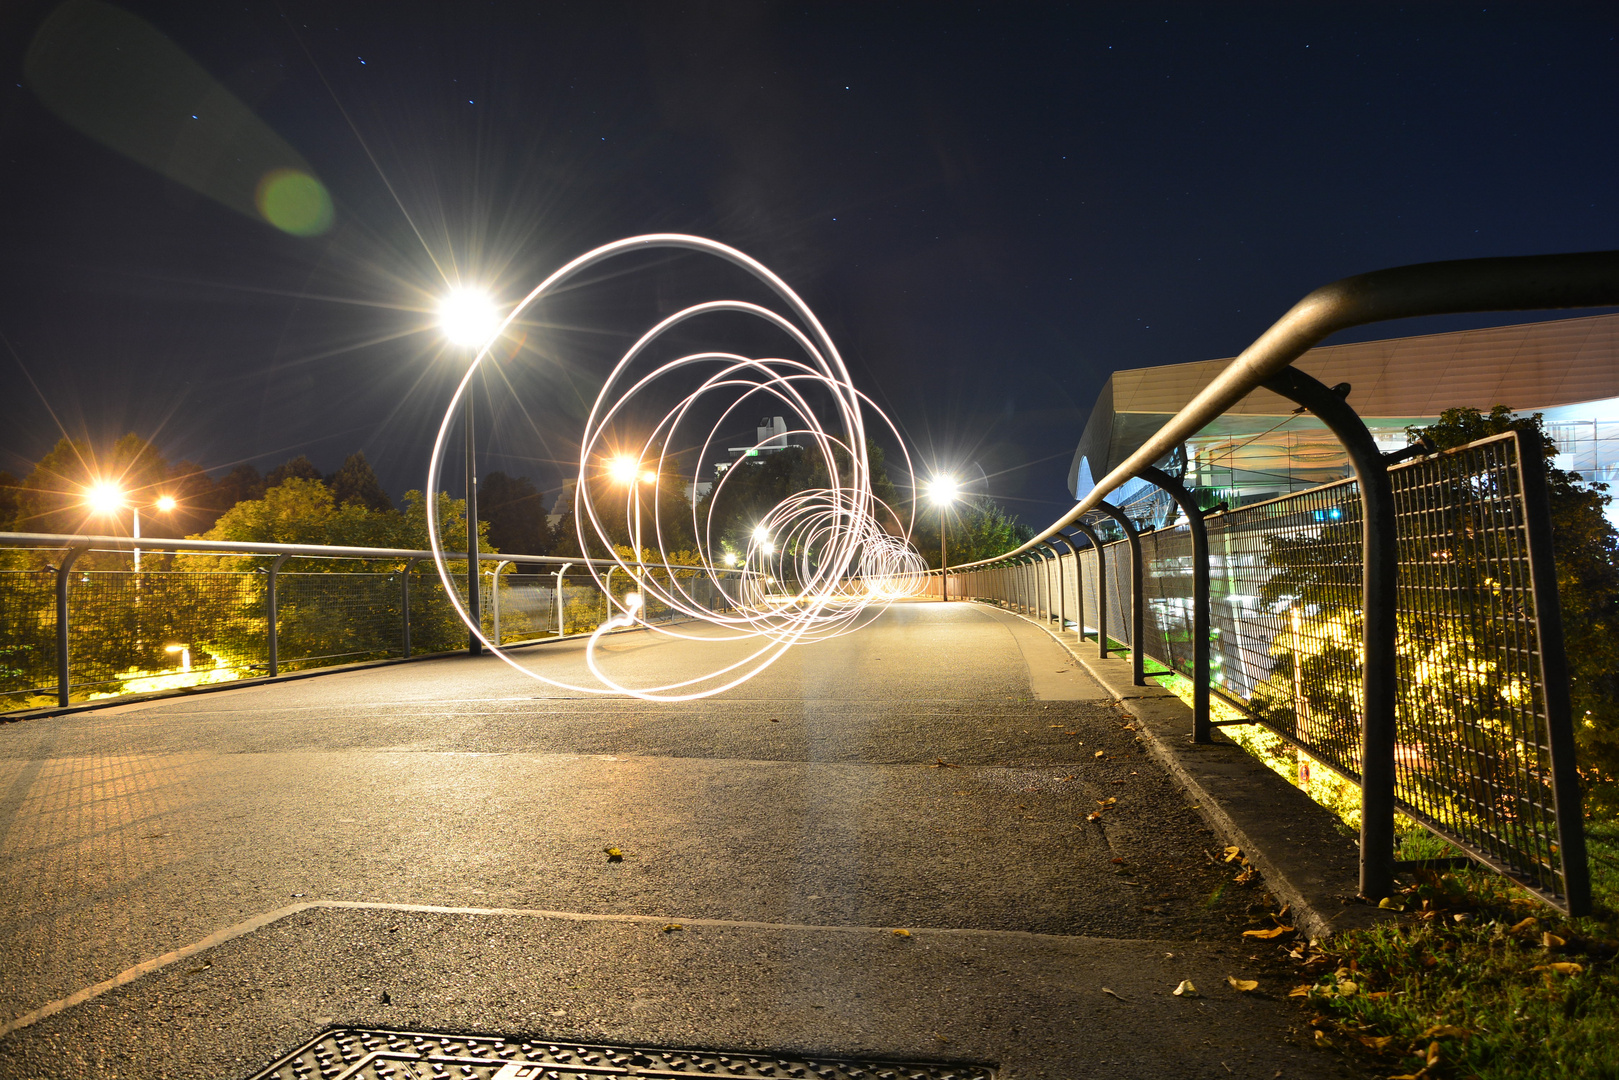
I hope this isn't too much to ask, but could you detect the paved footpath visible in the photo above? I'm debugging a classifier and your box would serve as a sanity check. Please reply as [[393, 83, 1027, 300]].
[[0, 601, 1369, 1079]]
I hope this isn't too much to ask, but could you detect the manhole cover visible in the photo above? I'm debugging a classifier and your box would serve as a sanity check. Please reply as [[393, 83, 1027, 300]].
[[247, 1028, 996, 1080]]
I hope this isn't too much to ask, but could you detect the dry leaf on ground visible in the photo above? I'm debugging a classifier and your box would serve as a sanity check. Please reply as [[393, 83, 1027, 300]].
[[1242, 926, 1293, 939], [1225, 976, 1258, 992], [662, 923, 683, 933], [1172, 979, 1198, 997], [603, 847, 623, 862], [892, 928, 912, 937], [1533, 962, 1584, 975]]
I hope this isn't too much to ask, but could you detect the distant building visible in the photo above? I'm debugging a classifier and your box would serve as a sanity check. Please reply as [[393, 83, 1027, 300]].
[[686, 415, 795, 504], [1070, 313, 1619, 525]]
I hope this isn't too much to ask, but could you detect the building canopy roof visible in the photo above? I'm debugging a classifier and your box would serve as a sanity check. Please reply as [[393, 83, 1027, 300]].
[[1070, 313, 1619, 499]]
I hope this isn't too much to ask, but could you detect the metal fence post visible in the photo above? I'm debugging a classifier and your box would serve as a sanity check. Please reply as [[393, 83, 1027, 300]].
[[1046, 542, 1067, 631], [1262, 366, 1397, 901], [1516, 427, 1593, 916], [53, 543, 86, 707], [1061, 529, 1086, 643], [1095, 501, 1146, 687], [1070, 521, 1107, 658], [490, 559, 511, 646], [267, 553, 289, 677], [1140, 465, 1212, 742], [554, 562, 573, 637], [401, 558, 417, 658]]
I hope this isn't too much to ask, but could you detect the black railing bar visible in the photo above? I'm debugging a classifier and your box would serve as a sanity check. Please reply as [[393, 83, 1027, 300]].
[[942, 250, 1619, 572]]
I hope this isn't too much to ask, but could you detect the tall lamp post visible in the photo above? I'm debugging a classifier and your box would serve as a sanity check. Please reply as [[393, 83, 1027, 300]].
[[439, 288, 501, 656], [926, 477, 959, 601], [86, 484, 177, 571], [607, 456, 657, 622]]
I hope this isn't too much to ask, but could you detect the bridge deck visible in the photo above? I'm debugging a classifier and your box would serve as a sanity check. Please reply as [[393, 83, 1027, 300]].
[[0, 602, 1365, 1079]]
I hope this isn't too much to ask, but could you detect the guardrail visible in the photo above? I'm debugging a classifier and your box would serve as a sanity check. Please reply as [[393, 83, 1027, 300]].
[[0, 534, 741, 713], [928, 250, 1619, 913]]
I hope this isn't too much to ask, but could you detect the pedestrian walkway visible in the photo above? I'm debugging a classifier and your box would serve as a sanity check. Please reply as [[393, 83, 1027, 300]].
[[0, 602, 1368, 1079]]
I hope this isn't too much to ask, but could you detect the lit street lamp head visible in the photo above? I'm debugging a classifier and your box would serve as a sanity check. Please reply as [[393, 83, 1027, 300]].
[[155, 495, 177, 512], [607, 456, 641, 485], [86, 481, 124, 515], [927, 477, 960, 506], [438, 287, 500, 348]]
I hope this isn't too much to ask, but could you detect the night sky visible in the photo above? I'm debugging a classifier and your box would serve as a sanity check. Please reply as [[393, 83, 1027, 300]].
[[1, 1, 1616, 528]]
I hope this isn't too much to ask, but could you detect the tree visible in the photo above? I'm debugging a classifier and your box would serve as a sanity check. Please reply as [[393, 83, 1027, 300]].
[[211, 464, 266, 511], [479, 471, 552, 554], [16, 433, 169, 536], [265, 455, 323, 488], [908, 495, 1034, 570], [329, 451, 393, 512], [0, 471, 20, 531]]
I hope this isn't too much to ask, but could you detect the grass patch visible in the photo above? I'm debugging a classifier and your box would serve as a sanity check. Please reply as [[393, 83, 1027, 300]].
[[1286, 824, 1619, 1079]]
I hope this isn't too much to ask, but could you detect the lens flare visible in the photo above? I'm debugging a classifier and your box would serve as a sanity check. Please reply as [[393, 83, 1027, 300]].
[[255, 169, 334, 236], [425, 234, 929, 701]]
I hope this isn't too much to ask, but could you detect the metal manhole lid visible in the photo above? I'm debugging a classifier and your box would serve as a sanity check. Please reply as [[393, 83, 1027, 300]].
[[247, 1028, 996, 1080]]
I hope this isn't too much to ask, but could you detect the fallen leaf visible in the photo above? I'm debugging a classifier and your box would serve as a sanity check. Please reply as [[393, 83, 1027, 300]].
[[1425, 1041, 1441, 1067], [1172, 979, 1198, 997], [1223, 846, 1243, 862], [1421, 1025, 1471, 1039], [1234, 867, 1258, 884], [1094, 750, 1106, 759], [1533, 962, 1584, 975], [1110, 857, 1125, 865], [1378, 896, 1404, 910], [1312, 1030, 1333, 1048], [1101, 987, 1134, 1002], [1097, 797, 1118, 807], [930, 758, 962, 769], [1542, 932, 1566, 949], [1335, 980, 1359, 996], [662, 923, 683, 933], [603, 847, 623, 862], [1357, 1035, 1393, 1051], [1226, 976, 1259, 992], [892, 928, 911, 937], [1242, 926, 1293, 939], [1508, 916, 1538, 934], [1287, 984, 1313, 998], [768, 718, 780, 723], [1273, 903, 1291, 920]]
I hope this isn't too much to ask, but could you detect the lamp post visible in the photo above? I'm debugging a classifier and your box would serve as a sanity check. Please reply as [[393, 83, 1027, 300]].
[[86, 484, 177, 571], [927, 477, 959, 601], [439, 287, 500, 656]]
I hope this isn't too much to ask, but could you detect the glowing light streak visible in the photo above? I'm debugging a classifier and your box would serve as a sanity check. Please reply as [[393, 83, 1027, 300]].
[[425, 234, 929, 700]]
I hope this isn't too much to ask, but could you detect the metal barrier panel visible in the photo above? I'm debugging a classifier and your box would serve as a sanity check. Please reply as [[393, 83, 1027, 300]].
[[1141, 522, 1196, 676], [1103, 541, 1131, 647], [1126, 433, 1582, 909], [1079, 548, 1101, 638], [277, 572, 406, 671], [0, 563, 65, 709], [1387, 433, 1574, 901]]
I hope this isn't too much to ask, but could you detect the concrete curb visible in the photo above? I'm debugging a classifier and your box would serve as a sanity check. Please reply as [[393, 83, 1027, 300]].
[[980, 601, 1392, 942]]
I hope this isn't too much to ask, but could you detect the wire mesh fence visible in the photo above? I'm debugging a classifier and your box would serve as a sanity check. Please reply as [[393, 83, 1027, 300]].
[[0, 548, 728, 712], [951, 431, 1585, 909]]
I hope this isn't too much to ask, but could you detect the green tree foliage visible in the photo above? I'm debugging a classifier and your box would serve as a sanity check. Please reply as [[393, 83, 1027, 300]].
[[1412, 407, 1619, 816], [908, 495, 1035, 570], [328, 451, 393, 512], [479, 471, 553, 554], [17, 433, 169, 535], [0, 471, 20, 531]]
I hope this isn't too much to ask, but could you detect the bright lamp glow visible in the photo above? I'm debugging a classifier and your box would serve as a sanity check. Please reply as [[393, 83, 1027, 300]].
[[155, 495, 177, 512], [752, 524, 771, 542], [607, 456, 640, 484], [639, 470, 657, 484], [761, 541, 776, 557], [438, 287, 500, 347], [926, 477, 959, 506], [86, 482, 124, 515], [722, 552, 738, 567]]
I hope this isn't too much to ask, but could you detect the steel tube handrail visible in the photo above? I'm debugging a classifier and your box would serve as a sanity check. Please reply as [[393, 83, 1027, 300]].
[[942, 250, 1619, 571], [1138, 465, 1212, 743], [0, 532, 730, 576]]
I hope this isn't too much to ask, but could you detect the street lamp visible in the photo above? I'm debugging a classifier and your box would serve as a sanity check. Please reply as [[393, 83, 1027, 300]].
[[164, 643, 191, 673], [439, 286, 500, 655], [85, 483, 177, 571], [927, 477, 960, 601], [607, 455, 655, 566]]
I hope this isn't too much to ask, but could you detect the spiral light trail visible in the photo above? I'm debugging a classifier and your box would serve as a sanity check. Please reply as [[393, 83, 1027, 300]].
[[426, 235, 928, 700]]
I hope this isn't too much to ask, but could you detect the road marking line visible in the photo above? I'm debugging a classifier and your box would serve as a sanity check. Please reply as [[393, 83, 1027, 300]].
[[1, 900, 1168, 1039]]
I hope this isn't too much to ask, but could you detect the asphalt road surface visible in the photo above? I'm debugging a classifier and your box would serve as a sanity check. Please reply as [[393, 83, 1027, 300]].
[[0, 601, 1369, 1079]]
